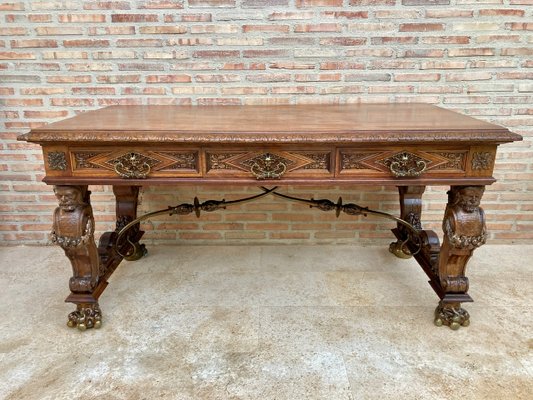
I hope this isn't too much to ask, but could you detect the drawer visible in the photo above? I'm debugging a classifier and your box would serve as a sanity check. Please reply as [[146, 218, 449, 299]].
[[204, 149, 334, 179], [337, 148, 468, 178], [69, 148, 201, 178]]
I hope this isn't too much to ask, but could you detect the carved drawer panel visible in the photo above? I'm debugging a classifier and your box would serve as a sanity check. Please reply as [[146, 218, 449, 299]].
[[70, 149, 200, 178], [205, 150, 333, 179], [338, 149, 467, 178]]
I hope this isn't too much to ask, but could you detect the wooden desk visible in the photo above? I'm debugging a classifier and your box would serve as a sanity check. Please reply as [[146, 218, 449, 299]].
[[19, 104, 521, 331]]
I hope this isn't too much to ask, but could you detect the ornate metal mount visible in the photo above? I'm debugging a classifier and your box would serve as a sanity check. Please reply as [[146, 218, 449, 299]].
[[67, 303, 102, 331], [116, 187, 422, 257], [250, 153, 287, 180], [389, 152, 427, 178], [434, 301, 470, 330], [113, 152, 151, 179]]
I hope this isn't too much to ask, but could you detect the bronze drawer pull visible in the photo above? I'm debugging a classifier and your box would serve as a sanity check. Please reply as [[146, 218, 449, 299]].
[[250, 153, 287, 180], [389, 152, 427, 178], [113, 152, 151, 179]]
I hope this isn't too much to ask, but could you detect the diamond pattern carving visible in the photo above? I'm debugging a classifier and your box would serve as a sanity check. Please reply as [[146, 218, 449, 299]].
[[341, 150, 457, 174], [81, 151, 197, 173], [208, 151, 318, 173]]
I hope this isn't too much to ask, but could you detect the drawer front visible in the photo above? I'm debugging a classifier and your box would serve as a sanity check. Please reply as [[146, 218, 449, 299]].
[[69, 148, 201, 178], [205, 149, 334, 179], [338, 148, 468, 178], [42, 145, 495, 182]]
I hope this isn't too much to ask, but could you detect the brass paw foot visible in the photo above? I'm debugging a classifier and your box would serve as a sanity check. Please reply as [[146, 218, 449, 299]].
[[67, 303, 102, 331], [124, 242, 147, 261], [434, 301, 470, 330], [389, 240, 412, 259]]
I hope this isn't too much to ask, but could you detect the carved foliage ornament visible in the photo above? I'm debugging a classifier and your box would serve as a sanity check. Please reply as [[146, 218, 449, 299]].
[[472, 152, 494, 170], [444, 186, 487, 250], [380, 152, 428, 178], [48, 151, 67, 171]]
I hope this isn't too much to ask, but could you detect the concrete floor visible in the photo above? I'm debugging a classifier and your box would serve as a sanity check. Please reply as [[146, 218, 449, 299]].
[[0, 244, 531, 400]]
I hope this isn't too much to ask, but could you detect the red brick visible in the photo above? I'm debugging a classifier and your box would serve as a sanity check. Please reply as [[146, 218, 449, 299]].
[[350, 0, 396, 4], [24, 111, 69, 119], [268, 11, 314, 20], [421, 36, 469, 44], [0, 52, 36, 60], [63, 40, 110, 47], [96, 74, 141, 83], [117, 39, 164, 47], [111, 14, 158, 22], [448, 48, 495, 57], [394, 73, 441, 82], [146, 74, 191, 83], [399, 23, 445, 32], [138, 0, 184, 8], [72, 87, 115, 95], [177, 13, 212, 22], [270, 62, 315, 69], [294, 23, 342, 33], [83, 1, 132, 9], [501, 48, 533, 56], [401, 49, 445, 58], [35, 27, 83, 35], [320, 61, 364, 70], [20, 87, 66, 95], [10, 39, 58, 48], [195, 74, 240, 82], [0, 28, 27, 35], [371, 37, 418, 45], [296, 0, 342, 6], [506, 23, 533, 31], [0, 2, 24, 10], [242, 50, 289, 58], [479, 9, 525, 16], [50, 98, 95, 106], [188, 0, 236, 6], [402, 0, 449, 4], [59, 14, 107, 22], [319, 37, 366, 46], [47, 75, 92, 83], [243, 25, 290, 33], [322, 11, 368, 19], [28, 14, 53, 22], [139, 26, 187, 34], [426, 10, 473, 18], [193, 50, 240, 58]]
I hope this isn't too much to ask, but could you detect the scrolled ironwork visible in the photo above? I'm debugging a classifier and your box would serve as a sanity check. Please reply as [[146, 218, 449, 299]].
[[115, 186, 422, 258], [115, 187, 279, 258]]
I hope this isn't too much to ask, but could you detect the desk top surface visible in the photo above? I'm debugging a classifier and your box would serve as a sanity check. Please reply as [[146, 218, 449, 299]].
[[20, 103, 521, 144]]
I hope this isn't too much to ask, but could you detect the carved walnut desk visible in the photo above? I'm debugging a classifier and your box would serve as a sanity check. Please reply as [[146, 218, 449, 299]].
[[18, 104, 521, 331]]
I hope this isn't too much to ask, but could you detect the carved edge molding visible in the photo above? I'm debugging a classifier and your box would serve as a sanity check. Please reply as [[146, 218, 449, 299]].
[[26, 130, 519, 144]]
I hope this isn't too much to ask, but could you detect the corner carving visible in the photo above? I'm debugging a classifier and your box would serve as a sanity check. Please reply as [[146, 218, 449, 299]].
[[50, 185, 100, 293]]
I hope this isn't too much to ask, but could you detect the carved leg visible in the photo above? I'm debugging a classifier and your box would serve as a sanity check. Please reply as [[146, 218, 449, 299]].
[[50, 185, 101, 330], [113, 185, 146, 261], [435, 185, 487, 329], [389, 186, 425, 258]]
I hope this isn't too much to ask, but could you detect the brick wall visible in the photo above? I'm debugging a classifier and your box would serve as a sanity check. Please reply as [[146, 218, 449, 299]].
[[1, 0, 532, 246]]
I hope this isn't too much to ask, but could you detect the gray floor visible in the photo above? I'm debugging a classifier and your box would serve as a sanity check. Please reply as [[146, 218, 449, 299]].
[[0, 244, 531, 400]]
